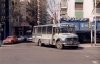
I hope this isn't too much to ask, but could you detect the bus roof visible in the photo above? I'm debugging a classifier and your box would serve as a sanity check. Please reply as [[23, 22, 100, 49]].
[[34, 23, 74, 27]]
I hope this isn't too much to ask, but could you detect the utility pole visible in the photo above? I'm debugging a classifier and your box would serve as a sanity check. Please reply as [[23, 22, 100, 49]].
[[94, 0, 97, 46], [90, 21, 93, 46], [37, 0, 40, 25], [9, 0, 13, 35]]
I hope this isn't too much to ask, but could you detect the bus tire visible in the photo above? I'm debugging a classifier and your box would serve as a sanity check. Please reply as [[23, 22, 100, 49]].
[[38, 40, 42, 46], [56, 41, 63, 49]]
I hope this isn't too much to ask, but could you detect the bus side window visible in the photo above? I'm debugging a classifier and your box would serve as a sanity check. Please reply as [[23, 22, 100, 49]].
[[32, 28, 35, 35], [53, 27, 55, 35], [35, 27, 38, 34], [42, 27, 46, 34], [56, 28, 60, 33], [47, 26, 52, 34], [37, 27, 42, 34]]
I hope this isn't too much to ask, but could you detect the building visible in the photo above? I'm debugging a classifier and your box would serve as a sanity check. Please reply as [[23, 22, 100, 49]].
[[67, 0, 75, 18], [12, 0, 31, 36], [60, 0, 68, 18], [62, 0, 100, 21], [0, 0, 13, 39], [66, 0, 83, 18], [84, 0, 100, 21]]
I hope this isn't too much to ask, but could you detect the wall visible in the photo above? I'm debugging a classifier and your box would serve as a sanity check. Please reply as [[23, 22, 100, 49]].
[[67, 0, 75, 18], [83, 0, 94, 21]]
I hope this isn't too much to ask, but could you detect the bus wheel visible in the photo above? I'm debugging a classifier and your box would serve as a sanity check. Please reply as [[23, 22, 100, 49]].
[[56, 41, 63, 49], [38, 40, 42, 46]]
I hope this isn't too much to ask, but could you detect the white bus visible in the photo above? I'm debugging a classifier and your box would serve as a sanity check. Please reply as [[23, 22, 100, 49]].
[[32, 23, 79, 49]]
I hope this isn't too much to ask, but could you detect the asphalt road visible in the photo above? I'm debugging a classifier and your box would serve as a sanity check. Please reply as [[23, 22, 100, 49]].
[[0, 43, 100, 64]]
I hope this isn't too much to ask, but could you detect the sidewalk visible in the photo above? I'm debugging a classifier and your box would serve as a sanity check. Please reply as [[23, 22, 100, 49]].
[[79, 43, 100, 48]]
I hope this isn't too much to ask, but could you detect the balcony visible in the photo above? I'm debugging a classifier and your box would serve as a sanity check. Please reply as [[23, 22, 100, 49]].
[[61, 3, 67, 8], [60, 11, 67, 14], [61, 8, 67, 11]]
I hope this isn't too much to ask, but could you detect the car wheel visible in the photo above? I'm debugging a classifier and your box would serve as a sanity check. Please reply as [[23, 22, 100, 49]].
[[11, 40, 14, 44], [56, 41, 63, 49]]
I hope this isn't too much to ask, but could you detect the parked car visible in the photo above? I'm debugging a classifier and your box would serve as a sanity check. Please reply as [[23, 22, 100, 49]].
[[24, 35, 32, 42], [3, 36, 18, 44], [26, 35, 32, 42], [17, 36, 25, 42]]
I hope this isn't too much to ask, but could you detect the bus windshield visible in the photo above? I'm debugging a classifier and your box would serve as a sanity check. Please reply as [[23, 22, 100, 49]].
[[59, 26, 75, 33]]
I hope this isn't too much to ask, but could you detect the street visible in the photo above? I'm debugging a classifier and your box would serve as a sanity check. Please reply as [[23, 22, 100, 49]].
[[0, 43, 100, 64]]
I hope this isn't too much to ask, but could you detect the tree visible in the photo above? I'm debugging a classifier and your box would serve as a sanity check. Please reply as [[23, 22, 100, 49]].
[[26, 0, 48, 25], [26, 0, 38, 32], [26, 0, 38, 25], [39, 0, 48, 25], [96, 0, 100, 4], [12, 0, 21, 26]]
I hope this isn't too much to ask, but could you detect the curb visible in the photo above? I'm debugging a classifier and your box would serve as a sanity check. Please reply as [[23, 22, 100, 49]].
[[79, 44, 100, 48]]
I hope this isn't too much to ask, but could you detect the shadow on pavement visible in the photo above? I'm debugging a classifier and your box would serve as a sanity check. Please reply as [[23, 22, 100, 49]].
[[40, 45, 84, 50]]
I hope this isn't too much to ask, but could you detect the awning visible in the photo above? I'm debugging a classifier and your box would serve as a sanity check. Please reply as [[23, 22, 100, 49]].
[[21, 21, 30, 26]]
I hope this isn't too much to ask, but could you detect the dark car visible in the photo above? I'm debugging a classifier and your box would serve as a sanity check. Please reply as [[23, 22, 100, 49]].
[[17, 36, 25, 42]]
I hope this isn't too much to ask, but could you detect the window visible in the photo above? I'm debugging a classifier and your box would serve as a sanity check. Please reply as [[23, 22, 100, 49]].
[[55, 27, 60, 33], [47, 26, 52, 34], [37, 27, 41, 34], [35, 27, 38, 34], [75, 3, 83, 10], [33, 28, 35, 34], [42, 27, 46, 34], [75, 11, 83, 18]]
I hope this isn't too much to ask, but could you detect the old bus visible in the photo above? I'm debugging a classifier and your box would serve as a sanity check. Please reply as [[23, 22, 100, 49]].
[[32, 23, 79, 49]]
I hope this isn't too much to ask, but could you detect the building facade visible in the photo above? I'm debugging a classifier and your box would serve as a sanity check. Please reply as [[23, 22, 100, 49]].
[[0, 0, 13, 39], [62, 0, 100, 21], [67, 0, 75, 18], [67, 0, 83, 18], [84, 0, 100, 21], [60, 0, 68, 18]]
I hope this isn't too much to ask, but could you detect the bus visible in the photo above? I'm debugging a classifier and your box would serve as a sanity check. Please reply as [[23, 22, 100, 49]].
[[32, 23, 79, 49]]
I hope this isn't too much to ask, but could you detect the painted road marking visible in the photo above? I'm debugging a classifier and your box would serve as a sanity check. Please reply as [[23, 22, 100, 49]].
[[92, 61, 99, 64], [85, 55, 89, 58]]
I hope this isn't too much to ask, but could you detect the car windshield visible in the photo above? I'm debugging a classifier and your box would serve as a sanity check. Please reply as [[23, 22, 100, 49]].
[[7, 36, 13, 38], [24, 35, 32, 37], [17, 36, 24, 38], [27, 35, 32, 37]]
